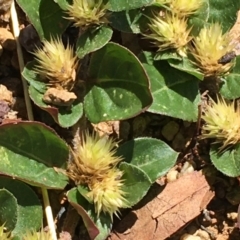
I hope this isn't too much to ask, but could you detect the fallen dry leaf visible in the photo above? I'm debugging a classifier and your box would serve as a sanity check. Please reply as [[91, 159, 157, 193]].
[[43, 88, 77, 107], [109, 171, 214, 240], [0, 84, 13, 104]]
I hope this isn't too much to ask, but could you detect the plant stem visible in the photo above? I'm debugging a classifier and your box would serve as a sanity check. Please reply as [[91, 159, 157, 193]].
[[10, 2, 57, 240]]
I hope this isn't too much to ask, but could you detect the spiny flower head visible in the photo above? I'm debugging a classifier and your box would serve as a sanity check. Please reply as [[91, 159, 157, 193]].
[[87, 168, 129, 219], [66, 0, 109, 29], [169, 0, 204, 16], [33, 37, 78, 91], [22, 230, 52, 240], [0, 224, 11, 240], [201, 96, 240, 151], [191, 23, 235, 76], [144, 13, 192, 53], [68, 131, 123, 185]]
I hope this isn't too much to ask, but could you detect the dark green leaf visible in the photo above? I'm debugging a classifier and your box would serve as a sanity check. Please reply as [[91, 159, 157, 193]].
[[16, 0, 70, 40], [220, 56, 240, 99], [67, 188, 112, 240], [0, 189, 17, 231], [109, 9, 143, 33], [168, 58, 204, 80], [76, 26, 113, 59], [210, 144, 240, 177], [84, 42, 152, 123], [108, 0, 154, 11], [0, 121, 69, 189], [117, 138, 179, 183], [140, 52, 200, 121], [0, 177, 42, 236], [119, 162, 152, 206], [207, 0, 240, 32]]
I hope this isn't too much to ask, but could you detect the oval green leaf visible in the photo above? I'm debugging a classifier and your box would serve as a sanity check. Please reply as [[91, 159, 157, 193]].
[[0, 189, 17, 232], [84, 42, 152, 123], [207, 0, 239, 32], [220, 56, 240, 99], [0, 121, 69, 189], [16, 0, 69, 40], [140, 52, 200, 121], [117, 138, 179, 183], [119, 162, 152, 206], [0, 177, 42, 237], [76, 26, 113, 59], [109, 9, 143, 33], [22, 61, 83, 128], [210, 144, 240, 177]]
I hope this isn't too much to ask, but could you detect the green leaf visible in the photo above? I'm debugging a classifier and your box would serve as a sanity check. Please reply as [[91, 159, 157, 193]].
[[220, 56, 240, 99], [188, 0, 209, 36], [16, 0, 70, 40], [22, 61, 83, 128], [22, 61, 47, 93], [0, 189, 17, 231], [117, 138, 179, 183], [84, 42, 152, 123], [168, 58, 204, 80], [140, 52, 200, 121], [0, 121, 69, 189], [0, 177, 42, 237], [119, 162, 152, 206], [67, 188, 112, 240], [108, 0, 154, 11], [76, 26, 113, 59], [210, 144, 240, 177], [54, 0, 71, 10], [109, 9, 143, 33], [207, 0, 239, 32]]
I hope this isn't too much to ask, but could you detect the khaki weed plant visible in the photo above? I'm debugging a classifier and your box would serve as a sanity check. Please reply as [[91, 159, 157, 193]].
[[68, 131, 128, 218], [201, 96, 240, 151], [33, 37, 78, 91], [191, 23, 235, 76], [168, 0, 204, 16], [144, 13, 192, 54], [66, 0, 109, 29]]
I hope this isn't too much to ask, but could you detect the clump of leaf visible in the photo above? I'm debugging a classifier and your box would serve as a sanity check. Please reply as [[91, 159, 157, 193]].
[[33, 37, 78, 91], [68, 132, 129, 218], [0, 224, 11, 240], [66, 0, 109, 29], [143, 12, 192, 55], [191, 23, 235, 77], [201, 96, 240, 151]]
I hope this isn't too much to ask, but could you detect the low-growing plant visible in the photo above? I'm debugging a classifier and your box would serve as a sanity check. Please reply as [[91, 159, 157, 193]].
[[0, 0, 240, 239]]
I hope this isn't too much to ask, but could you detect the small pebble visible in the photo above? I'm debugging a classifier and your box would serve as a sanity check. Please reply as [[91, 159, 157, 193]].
[[162, 121, 179, 141], [0, 27, 16, 51], [180, 233, 201, 240], [166, 168, 178, 182]]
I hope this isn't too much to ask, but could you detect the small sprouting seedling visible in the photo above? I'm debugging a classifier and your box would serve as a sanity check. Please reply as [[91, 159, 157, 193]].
[[68, 131, 128, 218], [33, 37, 78, 91], [191, 23, 235, 77], [66, 0, 109, 29], [143, 12, 192, 54], [201, 96, 240, 151]]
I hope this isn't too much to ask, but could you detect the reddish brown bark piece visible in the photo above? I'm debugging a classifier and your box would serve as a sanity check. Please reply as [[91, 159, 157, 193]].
[[109, 171, 214, 240]]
